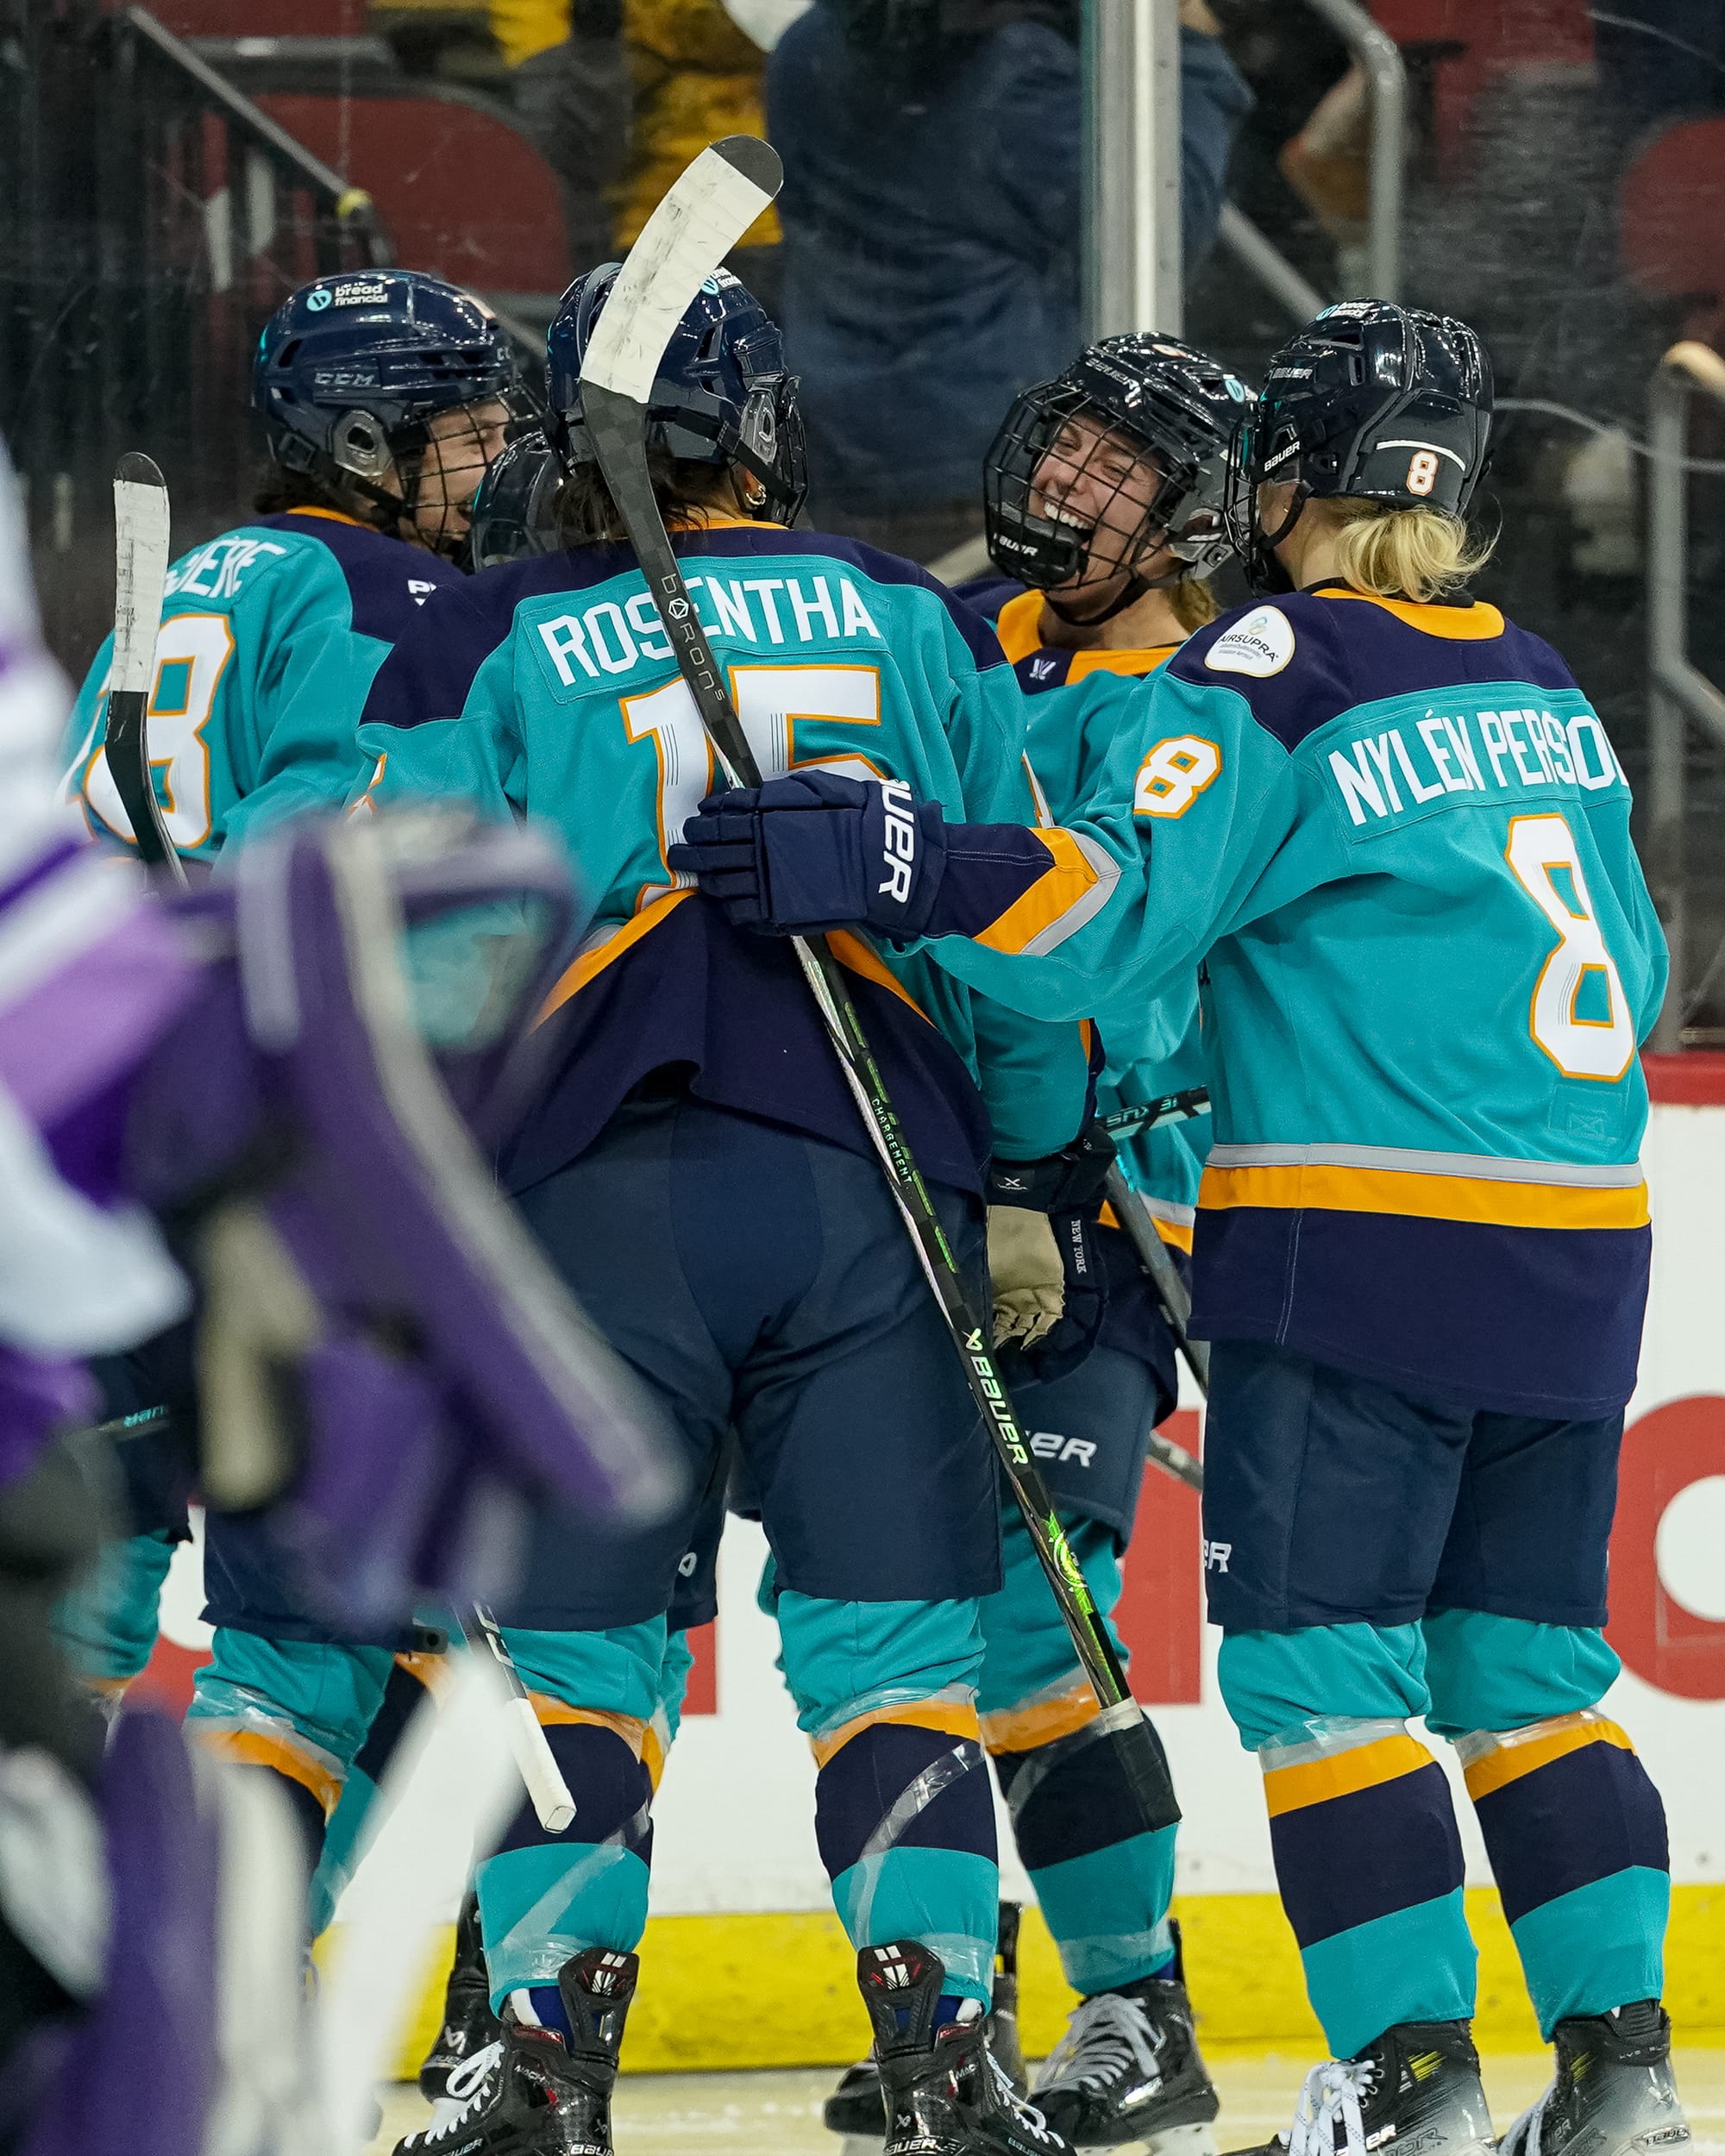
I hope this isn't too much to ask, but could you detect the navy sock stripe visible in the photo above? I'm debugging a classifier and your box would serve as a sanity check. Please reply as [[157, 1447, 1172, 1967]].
[[1270, 1760, 1465, 1946], [994, 1724, 1165, 1871], [1474, 1741, 1669, 1926], [496, 1722, 651, 1855], [815, 1725, 996, 1882]]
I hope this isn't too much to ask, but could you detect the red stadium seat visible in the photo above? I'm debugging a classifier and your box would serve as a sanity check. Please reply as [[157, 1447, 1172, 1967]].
[[255, 91, 570, 296], [1371, 0, 1594, 170], [1621, 117, 1725, 342]]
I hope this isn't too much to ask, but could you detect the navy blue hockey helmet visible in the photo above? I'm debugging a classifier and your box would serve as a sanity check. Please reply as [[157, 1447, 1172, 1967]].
[[1226, 299, 1493, 590], [254, 271, 525, 553], [467, 424, 562, 569], [547, 262, 806, 524], [984, 333, 1252, 620]]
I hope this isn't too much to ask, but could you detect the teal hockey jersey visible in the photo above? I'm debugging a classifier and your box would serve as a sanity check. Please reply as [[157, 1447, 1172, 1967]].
[[908, 584, 1667, 1415], [60, 509, 461, 862], [349, 521, 1093, 1194], [988, 583, 1211, 1249]]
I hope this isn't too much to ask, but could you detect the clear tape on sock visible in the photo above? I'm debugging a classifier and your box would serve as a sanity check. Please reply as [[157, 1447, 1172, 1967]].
[[844, 1739, 994, 1999], [1258, 1715, 1409, 1771], [486, 1799, 653, 1990], [807, 1678, 977, 1745], [999, 1703, 1148, 1827], [1451, 1708, 1611, 1769]]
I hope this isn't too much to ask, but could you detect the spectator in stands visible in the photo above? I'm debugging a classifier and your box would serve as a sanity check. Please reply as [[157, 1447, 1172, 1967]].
[[492, 0, 789, 281], [765, 0, 1252, 558]]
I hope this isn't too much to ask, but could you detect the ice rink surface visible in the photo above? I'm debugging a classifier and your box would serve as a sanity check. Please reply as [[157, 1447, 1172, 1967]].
[[369, 2046, 1725, 2154]]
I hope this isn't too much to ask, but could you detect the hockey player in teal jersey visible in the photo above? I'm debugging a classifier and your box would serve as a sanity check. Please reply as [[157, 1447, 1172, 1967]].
[[674, 302, 1686, 2156], [53, 267, 523, 1940], [355, 265, 1096, 2156], [60, 268, 521, 864], [824, 332, 1248, 2156]]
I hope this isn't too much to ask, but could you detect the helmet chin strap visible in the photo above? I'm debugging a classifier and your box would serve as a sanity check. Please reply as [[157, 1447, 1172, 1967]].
[[1044, 529, 1185, 628], [1247, 483, 1309, 596]]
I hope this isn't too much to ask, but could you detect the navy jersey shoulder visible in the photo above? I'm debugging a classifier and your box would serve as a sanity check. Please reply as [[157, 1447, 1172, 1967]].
[[252, 513, 461, 642], [1168, 587, 1584, 754], [954, 572, 1028, 622]]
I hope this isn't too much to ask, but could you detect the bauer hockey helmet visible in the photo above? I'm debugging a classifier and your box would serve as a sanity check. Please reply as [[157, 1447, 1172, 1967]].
[[467, 423, 562, 568], [254, 271, 528, 556], [984, 334, 1251, 624], [1226, 298, 1493, 592], [547, 261, 807, 524]]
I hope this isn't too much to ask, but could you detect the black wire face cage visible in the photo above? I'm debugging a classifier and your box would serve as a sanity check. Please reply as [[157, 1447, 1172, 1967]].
[[332, 383, 538, 561], [1221, 405, 1297, 595], [983, 380, 1227, 598]]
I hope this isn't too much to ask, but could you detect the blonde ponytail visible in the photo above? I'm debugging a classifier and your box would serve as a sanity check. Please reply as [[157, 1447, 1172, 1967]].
[[1168, 573, 1221, 634], [1324, 496, 1495, 604]]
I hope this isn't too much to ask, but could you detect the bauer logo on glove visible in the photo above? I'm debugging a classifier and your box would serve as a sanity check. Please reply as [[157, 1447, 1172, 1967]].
[[668, 768, 948, 940]]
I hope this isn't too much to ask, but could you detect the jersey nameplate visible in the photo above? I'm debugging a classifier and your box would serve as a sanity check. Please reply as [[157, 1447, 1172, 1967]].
[[1327, 701, 1625, 831], [164, 536, 287, 604], [536, 571, 885, 689], [1205, 605, 1295, 679]]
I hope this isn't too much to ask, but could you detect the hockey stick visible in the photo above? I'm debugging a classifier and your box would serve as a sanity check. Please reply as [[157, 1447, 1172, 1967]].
[[106, 454, 187, 893], [465, 1601, 577, 1833], [1106, 1164, 1211, 1416], [1096, 1086, 1209, 1143], [580, 136, 1176, 1834]]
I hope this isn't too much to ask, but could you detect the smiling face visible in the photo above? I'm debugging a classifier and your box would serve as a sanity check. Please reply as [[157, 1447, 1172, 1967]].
[[1031, 408, 1176, 598], [405, 398, 513, 553]]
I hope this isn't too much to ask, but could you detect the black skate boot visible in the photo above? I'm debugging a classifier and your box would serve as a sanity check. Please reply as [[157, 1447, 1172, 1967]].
[[825, 1902, 1031, 2149], [1227, 2020, 1494, 2156], [419, 1892, 504, 2103], [861, 1938, 1070, 2156], [1032, 1923, 1219, 2153], [1500, 2001, 1690, 2156], [393, 1946, 637, 2156]]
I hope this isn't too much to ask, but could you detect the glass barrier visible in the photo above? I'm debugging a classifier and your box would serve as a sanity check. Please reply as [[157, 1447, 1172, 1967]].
[[6, 0, 1724, 1027]]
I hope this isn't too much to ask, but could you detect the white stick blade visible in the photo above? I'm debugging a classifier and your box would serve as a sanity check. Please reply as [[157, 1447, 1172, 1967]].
[[112, 454, 170, 698], [580, 135, 783, 404]]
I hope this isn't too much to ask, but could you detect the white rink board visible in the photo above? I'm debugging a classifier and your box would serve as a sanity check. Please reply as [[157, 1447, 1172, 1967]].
[[337, 1097, 1725, 1931]]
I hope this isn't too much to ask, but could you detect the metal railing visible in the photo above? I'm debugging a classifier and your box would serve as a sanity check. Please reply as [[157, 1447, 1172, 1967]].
[[2, 2, 392, 673], [1305, 0, 1406, 303], [1646, 341, 1725, 1052]]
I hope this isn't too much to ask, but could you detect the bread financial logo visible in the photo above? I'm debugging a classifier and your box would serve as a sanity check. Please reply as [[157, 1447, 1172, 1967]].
[[1205, 605, 1295, 679]]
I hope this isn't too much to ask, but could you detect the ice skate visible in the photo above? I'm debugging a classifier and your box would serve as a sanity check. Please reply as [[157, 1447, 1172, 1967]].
[[825, 1902, 1030, 2150], [1227, 2020, 1494, 2156], [1032, 1927, 1219, 2153], [860, 1938, 1071, 2156], [394, 1947, 636, 2156], [1499, 2002, 1690, 2156], [419, 1892, 504, 2103]]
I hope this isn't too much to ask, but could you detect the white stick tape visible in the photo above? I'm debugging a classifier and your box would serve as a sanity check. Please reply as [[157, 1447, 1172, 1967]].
[[507, 1695, 577, 1834], [580, 137, 781, 405], [112, 460, 170, 699]]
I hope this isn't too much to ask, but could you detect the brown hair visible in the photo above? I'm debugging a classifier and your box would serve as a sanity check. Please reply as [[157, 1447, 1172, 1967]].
[[555, 454, 739, 548]]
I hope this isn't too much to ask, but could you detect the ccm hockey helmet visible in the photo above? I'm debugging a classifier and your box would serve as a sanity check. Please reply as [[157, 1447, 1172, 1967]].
[[254, 270, 526, 555], [1226, 299, 1493, 591], [547, 261, 806, 525], [984, 334, 1251, 623]]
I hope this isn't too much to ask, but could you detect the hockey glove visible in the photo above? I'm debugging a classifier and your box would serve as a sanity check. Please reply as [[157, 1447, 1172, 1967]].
[[986, 1120, 1116, 1383], [668, 770, 948, 939]]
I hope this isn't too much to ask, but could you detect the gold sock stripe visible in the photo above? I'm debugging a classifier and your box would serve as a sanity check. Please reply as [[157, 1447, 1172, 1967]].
[[1263, 1730, 1435, 1817]]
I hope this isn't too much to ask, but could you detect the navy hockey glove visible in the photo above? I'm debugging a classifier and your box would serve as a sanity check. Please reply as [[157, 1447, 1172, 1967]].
[[986, 1120, 1116, 1384], [668, 770, 948, 939]]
